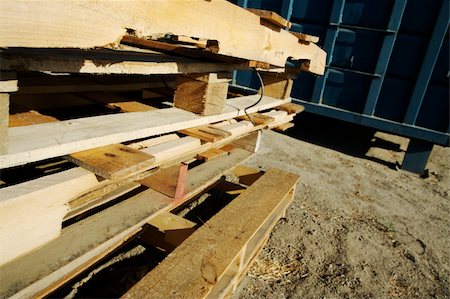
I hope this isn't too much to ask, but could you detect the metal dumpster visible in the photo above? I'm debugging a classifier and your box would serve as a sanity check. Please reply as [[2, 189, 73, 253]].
[[232, 0, 449, 174]]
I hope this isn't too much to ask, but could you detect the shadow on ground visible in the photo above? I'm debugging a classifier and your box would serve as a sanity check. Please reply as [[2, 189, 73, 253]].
[[284, 112, 405, 170]]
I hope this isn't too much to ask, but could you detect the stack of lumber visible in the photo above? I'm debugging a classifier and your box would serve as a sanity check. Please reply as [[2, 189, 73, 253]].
[[0, 1, 325, 297]]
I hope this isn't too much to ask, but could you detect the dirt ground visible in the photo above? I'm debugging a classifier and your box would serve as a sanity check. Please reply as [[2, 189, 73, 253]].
[[233, 114, 450, 299]]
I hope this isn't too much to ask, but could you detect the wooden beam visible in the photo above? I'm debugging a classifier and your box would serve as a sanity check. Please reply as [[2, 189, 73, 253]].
[[0, 168, 99, 266], [276, 102, 305, 115], [124, 168, 299, 299], [1, 95, 289, 169], [140, 212, 196, 253], [247, 9, 291, 29], [0, 1, 326, 73], [139, 164, 188, 199], [174, 73, 229, 115]]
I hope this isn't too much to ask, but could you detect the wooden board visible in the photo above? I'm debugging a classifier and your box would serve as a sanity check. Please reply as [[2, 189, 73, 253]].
[[9, 111, 59, 127], [139, 164, 188, 199], [141, 212, 197, 252], [0, 94, 9, 154], [247, 9, 291, 29], [67, 144, 156, 180], [1, 95, 289, 169], [273, 122, 295, 132], [197, 148, 229, 162], [0, 1, 326, 72], [0, 168, 99, 266], [237, 112, 275, 125], [276, 102, 305, 115], [179, 125, 232, 143], [0, 148, 253, 299], [124, 168, 299, 299]]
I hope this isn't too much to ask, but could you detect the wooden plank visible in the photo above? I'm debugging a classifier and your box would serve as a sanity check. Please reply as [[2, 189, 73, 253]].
[[9, 111, 59, 127], [139, 164, 188, 199], [174, 73, 229, 115], [232, 165, 264, 186], [142, 136, 202, 163], [124, 168, 299, 299], [67, 144, 156, 180], [290, 31, 320, 44], [179, 125, 232, 143], [237, 112, 275, 125], [141, 212, 196, 252], [0, 1, 326, 72], [0, 148, 252, 299], [276, 102, 305, 115], [0, 93, 9, 154], [273, 122, 295, 132], [1, 95, 289, 168], [247, 9, 291, 29], [197, 148, 228, 162], [0, 168, 99, 266]]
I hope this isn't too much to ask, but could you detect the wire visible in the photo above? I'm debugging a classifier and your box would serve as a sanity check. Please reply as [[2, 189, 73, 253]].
[[244, 68, 264, 125]]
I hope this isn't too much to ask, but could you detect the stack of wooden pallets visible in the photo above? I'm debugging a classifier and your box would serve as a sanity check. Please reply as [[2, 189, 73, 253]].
[[0, 1, 325, 297]]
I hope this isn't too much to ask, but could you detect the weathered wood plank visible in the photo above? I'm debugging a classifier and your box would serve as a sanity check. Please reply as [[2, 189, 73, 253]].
[[0, 168, 99, 266], [0, 93, 9, 154], [67, 144, 156, 180], [179, 125, 232, 143], [247, 8, 291, 29], [139, 164, 188, 199], [124, 168, 299, 299]]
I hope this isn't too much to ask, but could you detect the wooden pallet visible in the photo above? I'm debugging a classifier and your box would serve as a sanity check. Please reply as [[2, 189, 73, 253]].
[[124, 168, 299, 299], [0, 147, 256, 299]]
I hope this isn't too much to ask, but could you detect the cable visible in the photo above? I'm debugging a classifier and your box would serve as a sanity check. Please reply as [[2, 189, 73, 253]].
[[244, 68, 264, 126]]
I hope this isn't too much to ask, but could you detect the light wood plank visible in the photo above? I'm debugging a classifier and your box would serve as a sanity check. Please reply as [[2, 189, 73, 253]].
[[1, 95, 289, 168], [197, 148, 228, 162], [124, 168, 299, 299], [237, 112, 275, 125], [247, 9, 291, 29], [67, 144, 156, 180], [174, 73, 229, 116], [0, 168, 99, 266], [179, 125, 232, 142], [0, 94, 9, 154], [276, 102, 305, 115], [273, 122, 295, 132], [9, 111, 59, 127]]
